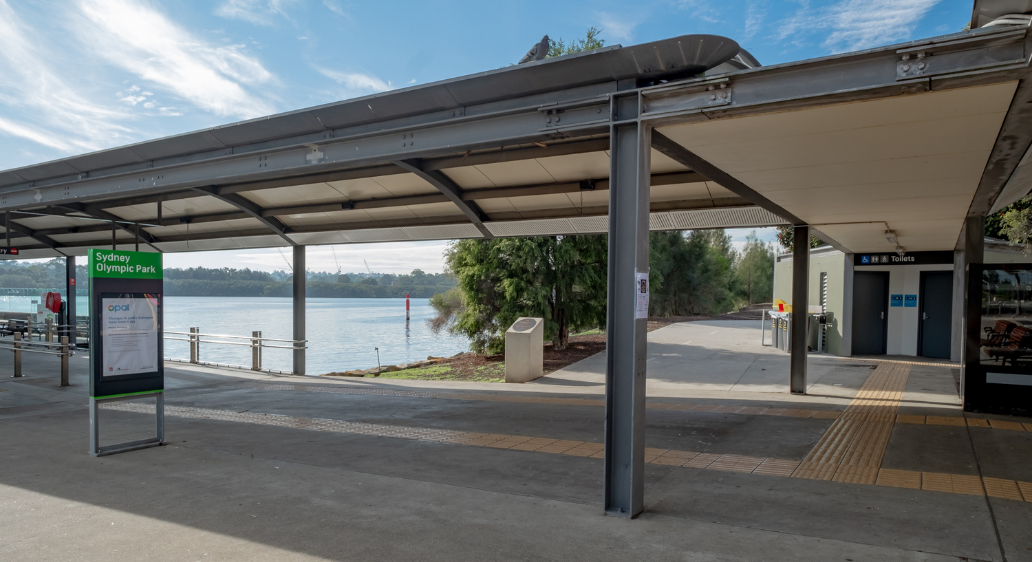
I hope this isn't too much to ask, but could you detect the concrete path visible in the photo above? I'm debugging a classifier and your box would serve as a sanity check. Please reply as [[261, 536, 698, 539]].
[[0, 321, 1029, 561]]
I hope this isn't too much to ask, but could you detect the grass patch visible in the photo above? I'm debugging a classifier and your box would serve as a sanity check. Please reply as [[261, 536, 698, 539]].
[[368, 362, 505, 382]]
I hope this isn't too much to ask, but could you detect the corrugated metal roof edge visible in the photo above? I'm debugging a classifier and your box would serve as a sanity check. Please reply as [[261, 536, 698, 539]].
[[0, 34, 742, 188]]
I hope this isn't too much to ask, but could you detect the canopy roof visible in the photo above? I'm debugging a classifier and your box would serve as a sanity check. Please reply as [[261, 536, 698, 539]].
[[0, 22, 1030, 259]]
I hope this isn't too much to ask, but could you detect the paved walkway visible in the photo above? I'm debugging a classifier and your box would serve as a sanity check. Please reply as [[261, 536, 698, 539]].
[[1, 320, 1030, 561]]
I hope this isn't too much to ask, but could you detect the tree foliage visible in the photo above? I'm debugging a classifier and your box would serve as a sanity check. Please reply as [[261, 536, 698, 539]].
[[775, 226, 823, 250], [986, 196, 1032, 253], [437, 235, 607, 353], [432, 229, 776, 353], [547, 27, 605, 58]]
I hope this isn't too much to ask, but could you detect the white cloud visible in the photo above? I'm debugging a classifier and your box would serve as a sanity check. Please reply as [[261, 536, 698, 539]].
[[677, 0, 722, 24], [322, 0, 347, 18], [744, 2, 766, 38], [596, 13, 638, 42], [75, 0, 277, 120], [0, 0, 133, 153], [215, 0, 298, 26], [778, 0, 943, 53], [314, 66, 392, 97]]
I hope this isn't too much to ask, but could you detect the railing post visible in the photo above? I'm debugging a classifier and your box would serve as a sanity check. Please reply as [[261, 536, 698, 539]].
[[60, 336, 69, 387], [189, 327, 198, 364], [13, 331, 21, 378], [45, 318, 53, 343], [251, 330, 260, 371], [27, 316, 33, 342]]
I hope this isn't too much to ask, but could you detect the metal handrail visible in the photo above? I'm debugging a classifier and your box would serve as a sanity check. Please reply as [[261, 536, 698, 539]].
[[164, 330, 305, 344], [163, 327, 306, 373], [5, 333, 73, 385]]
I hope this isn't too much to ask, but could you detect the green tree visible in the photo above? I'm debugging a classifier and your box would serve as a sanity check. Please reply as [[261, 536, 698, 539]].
[[649, 230, 738, 316], [436, 235, 607, 353], [547, 27, 605, 58], [995, 195, 1032, 253], [775, 226, 823, 250], [733, 232, 775, 304]]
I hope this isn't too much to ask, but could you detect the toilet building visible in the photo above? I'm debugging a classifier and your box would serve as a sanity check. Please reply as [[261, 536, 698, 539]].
[[773, 238, 1031, 361]]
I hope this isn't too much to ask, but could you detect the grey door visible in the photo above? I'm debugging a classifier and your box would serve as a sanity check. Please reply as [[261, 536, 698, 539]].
[[852, 272, 889, 355], [919, 271, 953, 359]]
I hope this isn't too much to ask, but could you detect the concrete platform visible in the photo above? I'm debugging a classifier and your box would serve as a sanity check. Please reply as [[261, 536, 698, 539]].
[[0, 320, 1029, 561]]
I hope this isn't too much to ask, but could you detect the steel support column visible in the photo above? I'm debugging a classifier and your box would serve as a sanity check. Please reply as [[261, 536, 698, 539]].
[[66, 256, 76, 346], [790, 226, 809, 394], [960, 216, 984, 397], [604, 90, 650, 518], [292, 245, 306, 376]]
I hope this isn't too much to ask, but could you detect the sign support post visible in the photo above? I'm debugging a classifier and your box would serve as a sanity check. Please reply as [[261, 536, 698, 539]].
[[87, 249, 164, 457]]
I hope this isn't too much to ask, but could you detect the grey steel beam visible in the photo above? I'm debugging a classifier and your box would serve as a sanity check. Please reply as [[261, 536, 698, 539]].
[[791, 226, 809, 394], [293, 245, 305, 376], [0, 215, 64, 253], [960, 216, 984, 407], [604, 91, 650, 518], [52, 203, 162, 252], [66, 256, 76, 346], [0, 100, 611, 211], [394, 159, 493, 238], [971, 69, 1032, 217], [651, 132, 803, 225], [194, 187, 295, 246], [641, 26, 1029, 126]]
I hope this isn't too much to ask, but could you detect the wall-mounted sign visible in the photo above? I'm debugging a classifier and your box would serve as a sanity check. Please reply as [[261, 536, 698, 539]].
[[0, 247, 19, 256], [904, 295, 918, 307], [635, 271, 649, 319], [855, 251, 953, 266], [890, 294, 903, 307]]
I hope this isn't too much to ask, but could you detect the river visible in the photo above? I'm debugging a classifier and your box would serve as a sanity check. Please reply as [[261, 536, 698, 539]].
[[0, 295, 471, 375]]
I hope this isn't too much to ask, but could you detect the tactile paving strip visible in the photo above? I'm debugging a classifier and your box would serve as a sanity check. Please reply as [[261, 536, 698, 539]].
[[235, 382, 1032, 432], [793, 362, 911, 484], [101, 402, 1031, 503]]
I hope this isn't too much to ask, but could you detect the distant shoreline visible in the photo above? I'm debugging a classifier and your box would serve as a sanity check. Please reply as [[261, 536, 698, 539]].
[[163, 279, 450, 299]]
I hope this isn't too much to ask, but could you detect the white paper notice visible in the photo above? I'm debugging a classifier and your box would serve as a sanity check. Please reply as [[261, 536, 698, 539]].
[[635, 271, 649, 319], [102, 297, 159, 376]]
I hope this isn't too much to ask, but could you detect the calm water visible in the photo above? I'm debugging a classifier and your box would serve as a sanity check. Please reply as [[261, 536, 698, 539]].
[[0, 295, 470, 375], [163, 297, 470, 374]]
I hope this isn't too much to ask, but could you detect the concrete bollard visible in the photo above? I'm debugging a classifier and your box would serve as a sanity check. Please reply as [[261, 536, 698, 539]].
[[189, 327, 198, 364], [60, 336, 69, 387], [504, 317, 544, 383], [13, 331, 21, 378], [252, 330, 261, 371]]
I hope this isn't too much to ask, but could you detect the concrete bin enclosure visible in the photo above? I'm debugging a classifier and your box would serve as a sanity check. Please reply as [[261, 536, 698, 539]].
[[505, 318, 543, 383]]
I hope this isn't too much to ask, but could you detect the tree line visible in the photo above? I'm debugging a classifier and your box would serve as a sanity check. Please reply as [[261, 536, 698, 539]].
[[429, 230, 775, 354], [0, 261, 454, 298]]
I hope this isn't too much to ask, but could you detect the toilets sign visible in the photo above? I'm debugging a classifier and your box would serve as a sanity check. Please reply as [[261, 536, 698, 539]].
[[855, 251, 953, 266]]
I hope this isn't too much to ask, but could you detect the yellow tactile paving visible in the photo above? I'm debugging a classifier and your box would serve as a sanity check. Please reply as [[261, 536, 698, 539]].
[[925, 416, 966, 427], [876, 469, 921, 489], [984, 477, 1025, 500], [707, 454, 764, 473], [987, 419, 1027, 432], [239, 382, 1032, 432], [922, 472, 985, 496], [967, 418, 991, 429], [794, 362, 911, 485], [102, 402, 1032, 503], [753, 459, 800, 477], [1018, 481, 1032, 501]]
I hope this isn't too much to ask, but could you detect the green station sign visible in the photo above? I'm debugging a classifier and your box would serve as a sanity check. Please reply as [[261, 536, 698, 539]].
[[88, 249, 163, 280]]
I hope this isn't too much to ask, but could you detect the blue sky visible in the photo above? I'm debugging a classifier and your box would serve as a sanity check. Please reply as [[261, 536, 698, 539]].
[[0, 0, 972, 272]]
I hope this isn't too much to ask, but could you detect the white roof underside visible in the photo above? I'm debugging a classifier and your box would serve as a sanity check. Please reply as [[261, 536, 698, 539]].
[[656, 82, 1019, 253]]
